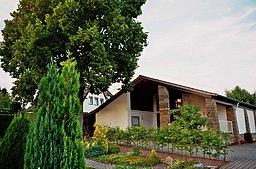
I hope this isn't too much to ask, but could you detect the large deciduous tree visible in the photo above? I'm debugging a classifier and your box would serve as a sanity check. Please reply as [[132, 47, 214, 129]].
[[225, 86, 256, 106], [0, 0, 147, 106]]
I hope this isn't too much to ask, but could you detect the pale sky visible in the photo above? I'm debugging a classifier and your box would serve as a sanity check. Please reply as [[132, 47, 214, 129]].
[[1, 0, 256, 95]]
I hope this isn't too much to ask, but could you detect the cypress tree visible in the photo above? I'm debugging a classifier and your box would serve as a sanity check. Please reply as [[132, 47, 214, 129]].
[[24, 59, 85, 168], [0, 115, 31, 169], [60, 58, 85, 168], [24, 64, 64, 169]]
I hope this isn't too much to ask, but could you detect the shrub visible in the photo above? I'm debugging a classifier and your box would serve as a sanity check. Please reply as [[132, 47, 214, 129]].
[[114, 165, 153, 169], [244, 132, 253, 143], [109, 144, 121, 154], [131, 146, 142, 156], [168, 159, 199, 169], [96, 154, 160, 167], [149, 149, 160, 164], [85, 145, 106, 158], [0, 115, 31, 169]]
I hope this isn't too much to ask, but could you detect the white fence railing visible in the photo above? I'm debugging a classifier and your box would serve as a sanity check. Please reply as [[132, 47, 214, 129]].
[[219, 120, 233, 134]]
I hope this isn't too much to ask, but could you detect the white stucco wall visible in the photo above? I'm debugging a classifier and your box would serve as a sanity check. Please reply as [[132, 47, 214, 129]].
[[96, 93, 129, 130], [236, 108, 246, 134], [247, 110, 256, 133], [131, 110, 155, 128]]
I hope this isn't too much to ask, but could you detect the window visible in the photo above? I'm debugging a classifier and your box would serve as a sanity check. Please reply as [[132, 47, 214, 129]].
[[132, 116, 140, 126], [100, 98, 104, 105], [88, 96, 93, 105], [175, 98, 182, 108], [94, 97, 99, 106]]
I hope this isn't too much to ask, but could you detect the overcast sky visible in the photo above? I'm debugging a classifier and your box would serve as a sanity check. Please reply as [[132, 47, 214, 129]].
[[1, 0, 256, 95]]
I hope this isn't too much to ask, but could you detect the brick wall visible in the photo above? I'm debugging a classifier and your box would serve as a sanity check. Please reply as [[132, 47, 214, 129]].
[[158, 85, 170, 127], [205, 98, 219, 130], [226, 106, 239, 144]]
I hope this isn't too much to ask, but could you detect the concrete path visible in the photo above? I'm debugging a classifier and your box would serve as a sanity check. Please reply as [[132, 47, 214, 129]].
[[221, 143, 256, 169], [86, 159, 115, 169]]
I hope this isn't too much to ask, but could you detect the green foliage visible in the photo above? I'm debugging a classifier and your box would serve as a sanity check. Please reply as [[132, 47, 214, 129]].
[[104, 103, 230, 160], [24, 63, 64, 169], [167, 160, 201, 169], [93, 123, 109, 152], [107, 126, 124, 144], [131, 146, 142, 156], [85, 145, 106, 158], [127, 125, 148, 146], [169, 103, 207, 155], [149, 149, 160, 164], [0, 115, 31, 169], [59, 58, 85, 168], [24, 60, 85, 169], [114, 166, 153, 169], [96, 153, 159, 167], [225, 86, 256, 105], [1, 0, 148, 105], [244, 132, 253, 143], [0, 115, 14, 138], [201, 129, 230, 160], [0, 87, 12, 109], [108, 144, 121, 154]]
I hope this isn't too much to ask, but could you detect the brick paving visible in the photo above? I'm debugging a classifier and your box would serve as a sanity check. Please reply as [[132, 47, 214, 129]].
[[221, 143, 256, 169]]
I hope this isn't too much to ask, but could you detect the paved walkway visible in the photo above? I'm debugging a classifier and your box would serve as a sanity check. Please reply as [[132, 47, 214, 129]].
[[221, 143, 256, 169], [86, 159, 115, 169]]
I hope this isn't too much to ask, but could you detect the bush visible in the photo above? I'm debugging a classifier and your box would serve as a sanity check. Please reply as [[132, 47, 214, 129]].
[[244, 132, 253, 143], [109, 144, 121, 154], [96, 154, 160, 166], [85, 145, 106, 158], [131, 146, 142, 156], [114, 165, 153, 169], [0, 115, 31, 169], [168, 160, 200, 169], [149, 149, 160, 164]]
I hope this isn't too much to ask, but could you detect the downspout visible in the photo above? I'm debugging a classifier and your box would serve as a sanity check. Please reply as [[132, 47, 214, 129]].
[[236, 102, 239, 110], [234, 102, 240, 144]]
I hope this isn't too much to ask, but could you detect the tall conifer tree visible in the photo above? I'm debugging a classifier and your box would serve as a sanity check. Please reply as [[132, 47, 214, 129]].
[[24, 59, 85, 168], [24, 64, 64, 169], [60, 58, 85, 168]]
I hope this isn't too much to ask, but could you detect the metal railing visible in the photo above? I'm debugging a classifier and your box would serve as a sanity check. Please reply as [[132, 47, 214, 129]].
[[219, 120, 233, 134]]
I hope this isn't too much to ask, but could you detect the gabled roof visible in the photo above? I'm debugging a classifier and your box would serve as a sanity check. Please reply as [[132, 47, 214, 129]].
[[85, 75, 256, 116], [133, 75, 216, 97]]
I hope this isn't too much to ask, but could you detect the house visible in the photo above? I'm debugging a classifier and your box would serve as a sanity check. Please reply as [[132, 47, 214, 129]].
[[81, 91, 112, 136], [83, 91, 112, 113], [85, 75, 256, 143]]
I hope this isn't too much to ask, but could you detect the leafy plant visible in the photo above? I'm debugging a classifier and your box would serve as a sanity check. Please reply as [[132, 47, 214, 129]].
[[114, 165, 153, 169], [131, 146, 142, 156], [108, 144, 121, 154], [85, 145, 106, 158], [167, 159, 201, 169], [169, 103, 207, 156], [149, 149, 160, 164], [96, 153, 159, 167]]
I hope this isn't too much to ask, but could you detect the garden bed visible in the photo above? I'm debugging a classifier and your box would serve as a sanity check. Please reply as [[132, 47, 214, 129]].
[[119, 145, 229, 168]]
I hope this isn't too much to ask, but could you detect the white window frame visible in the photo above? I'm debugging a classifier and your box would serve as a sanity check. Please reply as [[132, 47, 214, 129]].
[[88, 96, 93, 105], [94, 97, 99, 106], [131, 116, 140, 126]]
